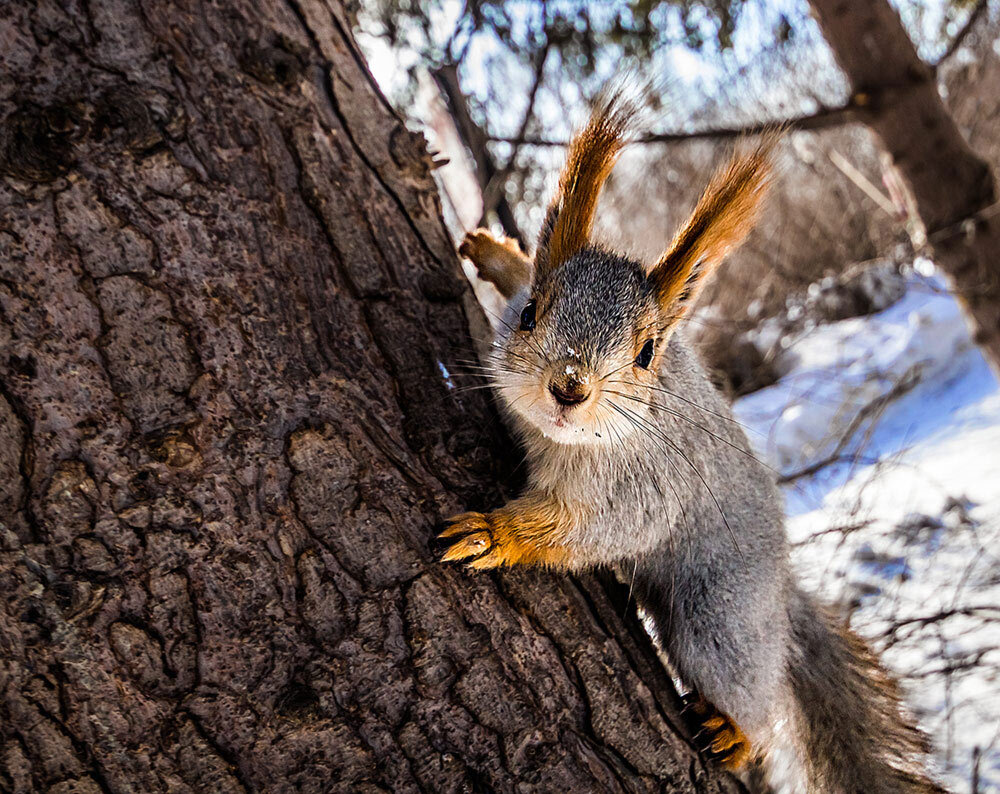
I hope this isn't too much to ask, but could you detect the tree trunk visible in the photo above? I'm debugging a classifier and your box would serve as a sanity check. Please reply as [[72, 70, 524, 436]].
[[0, 3, 739, 792], [809, 0, 1000, 375]]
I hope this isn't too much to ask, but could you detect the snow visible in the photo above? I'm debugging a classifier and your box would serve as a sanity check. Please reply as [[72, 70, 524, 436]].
[[733, 269, 1000, 792], [437, 360, 456, 390]]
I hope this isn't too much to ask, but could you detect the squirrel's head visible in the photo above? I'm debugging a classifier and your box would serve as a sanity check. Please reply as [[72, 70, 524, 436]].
[[490, 92, 776, 446], [493, 248, 661, 445]]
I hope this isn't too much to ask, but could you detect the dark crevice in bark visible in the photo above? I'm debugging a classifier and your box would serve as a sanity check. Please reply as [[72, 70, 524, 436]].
[[590, 570, 691, 736], [0, 377, 40, 542]]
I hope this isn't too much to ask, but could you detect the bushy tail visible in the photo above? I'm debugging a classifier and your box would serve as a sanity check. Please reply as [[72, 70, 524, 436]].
[[785, 588, 945, 794]]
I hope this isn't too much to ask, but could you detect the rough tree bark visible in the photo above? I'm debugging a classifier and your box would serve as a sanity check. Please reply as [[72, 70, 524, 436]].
[[809, 0, 1000, 375], [0, 2, 741, 792]]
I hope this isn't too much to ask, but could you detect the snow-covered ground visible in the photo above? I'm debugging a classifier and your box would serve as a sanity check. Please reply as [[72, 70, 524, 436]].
[[735, 268, 1000, 792]]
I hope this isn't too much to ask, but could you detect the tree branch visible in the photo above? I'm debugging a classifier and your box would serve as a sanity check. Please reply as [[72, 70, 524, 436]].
[[479, 0, 988, 150], [777, 365, 922, 485], [484, 99, 860, 147], [481, 40, 551, 221], [932, 0, 989, 68]]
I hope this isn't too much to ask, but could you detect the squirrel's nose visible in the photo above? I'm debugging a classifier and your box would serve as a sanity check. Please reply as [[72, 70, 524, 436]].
[[549, 377, 590, 407]]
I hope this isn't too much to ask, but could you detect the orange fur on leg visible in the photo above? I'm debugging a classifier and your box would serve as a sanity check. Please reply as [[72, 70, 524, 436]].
[[459, 229, 533, 299], [438, 494, 577, 569]]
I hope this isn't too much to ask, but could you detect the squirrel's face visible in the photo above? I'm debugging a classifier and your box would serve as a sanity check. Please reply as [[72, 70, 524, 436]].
[[492, 249, 666, 446], [479, 98, 774, 445]]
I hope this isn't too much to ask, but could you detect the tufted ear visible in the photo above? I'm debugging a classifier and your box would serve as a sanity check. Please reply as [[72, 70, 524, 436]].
[[534, 92, 638, 280], [649, 134, 778, 324]]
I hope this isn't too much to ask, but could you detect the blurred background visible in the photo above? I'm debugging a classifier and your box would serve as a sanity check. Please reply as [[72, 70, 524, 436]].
[[348, 1, 1000, 790]]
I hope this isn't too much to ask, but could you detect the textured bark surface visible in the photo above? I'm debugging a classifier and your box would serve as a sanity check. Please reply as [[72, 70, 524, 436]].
[[0, 3, 741, 792], [810, 0, 1000, 375]]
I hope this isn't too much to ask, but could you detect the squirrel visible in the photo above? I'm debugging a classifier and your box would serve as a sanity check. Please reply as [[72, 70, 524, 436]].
[[438, 91, 945, 793]]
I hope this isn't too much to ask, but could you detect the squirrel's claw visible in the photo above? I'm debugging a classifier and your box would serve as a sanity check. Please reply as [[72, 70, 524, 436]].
[[701, 714, 751, 768], [682, 694, 752, 770], [438, 505, 570, 569], [438, 512, 499, 567]]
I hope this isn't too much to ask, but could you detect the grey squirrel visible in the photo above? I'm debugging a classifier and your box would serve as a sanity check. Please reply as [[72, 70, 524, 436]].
[[438, 91, 944, 793]]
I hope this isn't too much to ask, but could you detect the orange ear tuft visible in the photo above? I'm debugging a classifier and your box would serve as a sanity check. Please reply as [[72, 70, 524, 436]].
[[650, 133, 779, 321], [535, 93, 638, 278]]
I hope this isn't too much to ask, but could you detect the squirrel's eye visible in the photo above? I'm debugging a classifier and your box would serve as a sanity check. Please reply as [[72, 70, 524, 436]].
[[635, 339, 655, 369], [519, 299, 537, 332]]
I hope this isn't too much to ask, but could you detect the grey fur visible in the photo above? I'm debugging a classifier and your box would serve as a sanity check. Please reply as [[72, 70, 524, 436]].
[[489, 249, 945, 793], [537, 249, 653, 362]]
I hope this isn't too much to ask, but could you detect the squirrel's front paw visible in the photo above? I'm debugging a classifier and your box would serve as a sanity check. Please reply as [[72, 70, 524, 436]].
[[438, 512, 505, 570], [457, 230, 531, 299], [683, 695, 751, 770], [457, 230, 492, 262]]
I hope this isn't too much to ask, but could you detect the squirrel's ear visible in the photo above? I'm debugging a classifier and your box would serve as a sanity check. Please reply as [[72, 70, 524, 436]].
[[649, 134, 778, 324], [534, 92, 638, 280]]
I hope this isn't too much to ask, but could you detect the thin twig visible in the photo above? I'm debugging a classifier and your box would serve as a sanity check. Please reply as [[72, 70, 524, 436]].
[[777, 365, 923, 484], [828, 149, 898, 217], [481, 40, 551, 217]]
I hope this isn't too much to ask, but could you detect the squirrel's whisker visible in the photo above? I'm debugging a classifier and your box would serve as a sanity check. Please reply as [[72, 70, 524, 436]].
[[604, 399, 692, 542], [492, 347, 546, 374], [599, 359, 635, 382], [603, 390, 776, 476], [484, 306, 550, 362], [609, 379, 764, 437]]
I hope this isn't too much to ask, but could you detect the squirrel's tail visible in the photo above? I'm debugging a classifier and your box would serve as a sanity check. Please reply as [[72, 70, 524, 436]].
[[781, 587, 945, 794]]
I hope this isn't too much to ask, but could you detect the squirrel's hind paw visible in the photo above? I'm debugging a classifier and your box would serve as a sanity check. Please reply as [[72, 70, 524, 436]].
[[683, 695, 752, 770]]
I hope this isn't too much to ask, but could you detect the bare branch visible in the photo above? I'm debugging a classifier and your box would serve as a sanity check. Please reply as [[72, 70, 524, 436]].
[[432, 63, 526, 244], [932, 0, 989, 68], [481, 41, 551, 218], [485, 100, 859, 147], [879, 606, 1000, 640], [777, 365, 922, 485], [827, 149, 898, 217]]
